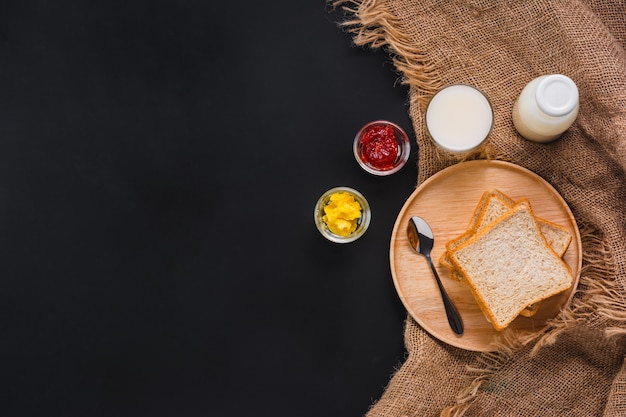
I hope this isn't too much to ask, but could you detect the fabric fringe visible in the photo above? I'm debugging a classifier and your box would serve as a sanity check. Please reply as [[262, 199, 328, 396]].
[[440, 330, 522, 417], [539, 223, 626, 342], [331, 0, 443, 111]]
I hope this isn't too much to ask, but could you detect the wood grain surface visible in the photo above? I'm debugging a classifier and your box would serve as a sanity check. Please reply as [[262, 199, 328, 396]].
[[390, 160, 582, 351]]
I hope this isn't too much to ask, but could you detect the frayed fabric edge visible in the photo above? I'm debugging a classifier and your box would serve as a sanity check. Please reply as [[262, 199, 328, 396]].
[[331, 0, 444, 111]]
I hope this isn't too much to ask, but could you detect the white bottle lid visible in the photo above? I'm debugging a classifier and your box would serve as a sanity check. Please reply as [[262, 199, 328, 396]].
[[535, 74, 579, 117]]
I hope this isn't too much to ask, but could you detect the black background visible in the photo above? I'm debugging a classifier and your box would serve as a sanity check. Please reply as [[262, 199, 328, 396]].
[[1, 1, 419, 416]]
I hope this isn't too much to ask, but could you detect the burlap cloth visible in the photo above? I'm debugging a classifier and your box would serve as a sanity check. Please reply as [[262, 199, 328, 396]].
[[333, 1, 626, 416]]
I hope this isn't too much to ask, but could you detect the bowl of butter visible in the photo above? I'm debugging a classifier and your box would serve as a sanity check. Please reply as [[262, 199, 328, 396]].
[[314, 186, 371, 243]]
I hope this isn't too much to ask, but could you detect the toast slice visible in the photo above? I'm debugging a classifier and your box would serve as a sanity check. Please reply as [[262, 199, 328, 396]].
[[448, 201, 573, 331], [441, 190, 571, 273]]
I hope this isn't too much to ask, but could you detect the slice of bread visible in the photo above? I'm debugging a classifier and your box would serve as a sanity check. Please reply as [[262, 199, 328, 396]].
[[439, 189, 572, 318], [441, 190, 571, 273], [448, 201, 573, 331]]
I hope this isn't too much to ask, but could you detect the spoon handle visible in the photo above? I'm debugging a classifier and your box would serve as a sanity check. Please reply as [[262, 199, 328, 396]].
[[426, 255, 464, 335]]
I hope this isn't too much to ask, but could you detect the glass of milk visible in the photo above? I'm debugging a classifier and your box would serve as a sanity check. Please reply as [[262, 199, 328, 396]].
[[425, 84, 494, 153]]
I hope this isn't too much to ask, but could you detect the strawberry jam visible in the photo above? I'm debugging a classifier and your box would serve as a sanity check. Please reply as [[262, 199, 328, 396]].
[[359, 124, 399, 171]]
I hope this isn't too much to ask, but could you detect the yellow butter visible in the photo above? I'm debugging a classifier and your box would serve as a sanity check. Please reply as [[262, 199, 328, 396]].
[[322, 192, 362, 236]]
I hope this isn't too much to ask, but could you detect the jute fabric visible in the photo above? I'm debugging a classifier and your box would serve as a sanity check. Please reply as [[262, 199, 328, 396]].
[[334, 1, 626, 416]]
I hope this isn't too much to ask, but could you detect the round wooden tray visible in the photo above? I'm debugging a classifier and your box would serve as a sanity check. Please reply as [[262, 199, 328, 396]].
[[390, 160, 582, 351]]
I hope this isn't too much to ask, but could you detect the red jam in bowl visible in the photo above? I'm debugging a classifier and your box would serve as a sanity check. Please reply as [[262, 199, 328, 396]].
[[360, 124, 399, 170], [354, 121, 410, 176]]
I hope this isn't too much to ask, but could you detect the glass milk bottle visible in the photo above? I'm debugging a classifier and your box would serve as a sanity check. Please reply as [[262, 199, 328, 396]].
[[512, 74, 579, 143]]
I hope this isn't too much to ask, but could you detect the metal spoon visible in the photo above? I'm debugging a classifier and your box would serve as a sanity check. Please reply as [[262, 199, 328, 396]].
[[407, 216, 464, 335]]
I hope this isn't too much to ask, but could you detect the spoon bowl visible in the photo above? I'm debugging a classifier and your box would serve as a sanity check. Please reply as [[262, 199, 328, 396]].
[[407, 216, 464, 335]]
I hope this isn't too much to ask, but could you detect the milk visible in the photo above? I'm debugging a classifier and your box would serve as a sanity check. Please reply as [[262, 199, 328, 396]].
[[512, 74, 579, 143], [425, 85, 493, 153]]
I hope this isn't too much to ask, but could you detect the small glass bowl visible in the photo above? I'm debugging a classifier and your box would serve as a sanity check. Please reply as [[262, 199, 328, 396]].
[[314, 187, 371, 243], [353, 120, 411, 176]]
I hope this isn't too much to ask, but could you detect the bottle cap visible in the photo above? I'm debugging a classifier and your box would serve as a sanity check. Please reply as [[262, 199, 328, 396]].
[[535, 74, 579, 117]]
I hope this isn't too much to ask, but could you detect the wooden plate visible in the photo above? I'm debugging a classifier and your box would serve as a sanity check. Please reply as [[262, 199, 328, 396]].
[[390, 160, 581, 351]]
